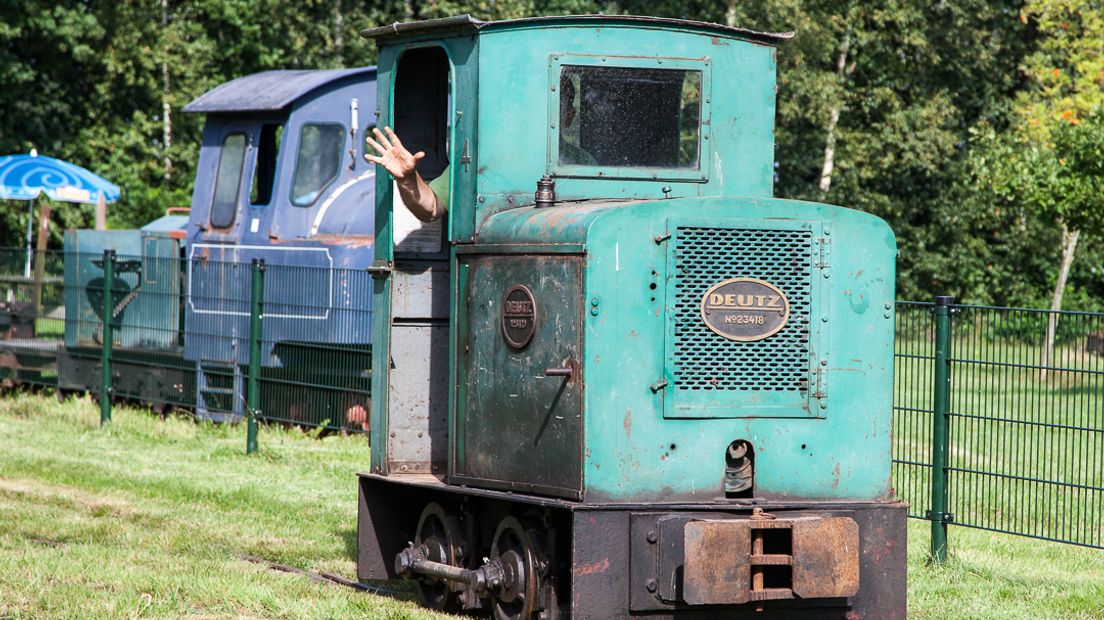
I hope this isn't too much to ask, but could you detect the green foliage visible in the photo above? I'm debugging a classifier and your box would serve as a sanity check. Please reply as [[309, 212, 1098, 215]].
[[1, 0, 1099, 307]]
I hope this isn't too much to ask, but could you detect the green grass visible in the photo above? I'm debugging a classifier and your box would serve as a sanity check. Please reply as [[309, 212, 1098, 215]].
[[0, 393, 1101, 618], [0, 393, 448, 619]]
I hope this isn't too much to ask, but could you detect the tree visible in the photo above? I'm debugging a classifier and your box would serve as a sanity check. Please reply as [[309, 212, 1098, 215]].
[[1011, 0, 1104, 375]]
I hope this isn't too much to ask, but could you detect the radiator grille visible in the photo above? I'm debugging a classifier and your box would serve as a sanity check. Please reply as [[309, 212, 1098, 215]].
[[673, 227, 814, 391]]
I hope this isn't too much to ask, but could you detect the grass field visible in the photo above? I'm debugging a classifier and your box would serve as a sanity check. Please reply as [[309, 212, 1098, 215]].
[[0, 393, 1102, 619]]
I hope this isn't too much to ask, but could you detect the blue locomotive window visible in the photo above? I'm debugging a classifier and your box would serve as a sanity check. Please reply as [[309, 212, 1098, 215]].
[[210, 132, 246, 229], [559, 65, 702, 169], [290, 123, 344, 207], [250, 123, 283, 206]]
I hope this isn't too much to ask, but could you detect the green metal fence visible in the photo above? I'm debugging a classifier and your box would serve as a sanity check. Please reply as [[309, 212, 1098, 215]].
[[3, 246, 1102, 550], [0, 247, 372, 444], [894, 298, 1104, 556]]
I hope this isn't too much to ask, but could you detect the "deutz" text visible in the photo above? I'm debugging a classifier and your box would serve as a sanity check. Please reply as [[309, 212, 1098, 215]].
[[705, 294, 782, 309]]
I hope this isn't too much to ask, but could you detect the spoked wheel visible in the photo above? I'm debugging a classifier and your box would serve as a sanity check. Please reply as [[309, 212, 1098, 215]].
[[490, 516, 544, 620], [413, 502, 466, 611]]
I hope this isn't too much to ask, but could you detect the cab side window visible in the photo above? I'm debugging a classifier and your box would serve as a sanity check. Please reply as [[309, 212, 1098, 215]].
[[290, 123, 344, 207], [210, 132, 247, 229], [250, 123, 283, 206], [393, 46, 451, 185]]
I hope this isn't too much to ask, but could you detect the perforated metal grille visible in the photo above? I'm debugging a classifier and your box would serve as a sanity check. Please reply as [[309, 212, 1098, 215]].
[[673, 227, 814, 391]]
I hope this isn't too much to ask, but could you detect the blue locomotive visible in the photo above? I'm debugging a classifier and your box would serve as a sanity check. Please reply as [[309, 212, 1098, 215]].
[[54, 67, 381, 425]]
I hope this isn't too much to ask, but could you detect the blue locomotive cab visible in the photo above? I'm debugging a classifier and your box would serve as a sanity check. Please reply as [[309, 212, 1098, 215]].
[[181, 68, 378, 420], [182, 67, 378, 248]]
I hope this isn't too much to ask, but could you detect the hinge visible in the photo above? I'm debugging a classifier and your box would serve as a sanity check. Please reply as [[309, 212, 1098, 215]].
[[366, 260, 393, 278], [460, 139, 471, 171], [814, 361, 828, 408], [817, 236, 831, 269]]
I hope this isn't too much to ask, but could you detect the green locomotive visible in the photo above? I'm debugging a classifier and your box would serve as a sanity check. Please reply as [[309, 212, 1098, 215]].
[[357, 15, 905, 619]]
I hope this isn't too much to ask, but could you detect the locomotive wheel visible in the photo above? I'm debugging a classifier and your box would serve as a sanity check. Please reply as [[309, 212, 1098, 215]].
[[490, 516, 542, 620], [413, 502, 465, 611]]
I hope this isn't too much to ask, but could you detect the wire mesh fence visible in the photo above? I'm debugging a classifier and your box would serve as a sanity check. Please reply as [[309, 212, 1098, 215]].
[[0, 246, 372, 435], [0, 247, 64, 390], [2, 245, 1101, 550], [893, 300, 1104, 553]]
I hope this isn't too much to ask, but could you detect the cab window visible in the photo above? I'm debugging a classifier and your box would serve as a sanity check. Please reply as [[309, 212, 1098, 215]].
[[393, 46, 451, 185], [251, 123, 283, 206], [290, 123, 344, 207], [210, 132, 246, 228], [558, 65, 702, 169]]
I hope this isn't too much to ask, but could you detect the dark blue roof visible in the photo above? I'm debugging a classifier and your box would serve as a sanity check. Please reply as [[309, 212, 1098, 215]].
[[182, 67, 376, 113]]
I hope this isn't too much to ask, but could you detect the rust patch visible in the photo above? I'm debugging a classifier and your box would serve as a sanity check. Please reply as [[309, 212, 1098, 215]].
[[623, 408, 631, 437], [792, 518, 861, 599], [268, 234, 376, 248], [573, 558, 610, 576], [832, 463, 841, 488]]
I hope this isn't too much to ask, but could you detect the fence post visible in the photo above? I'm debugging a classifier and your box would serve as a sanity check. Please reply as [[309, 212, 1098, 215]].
[[928, 295, 954, 562], [246, 259, 265, 455], [99, 249, 115, 427]]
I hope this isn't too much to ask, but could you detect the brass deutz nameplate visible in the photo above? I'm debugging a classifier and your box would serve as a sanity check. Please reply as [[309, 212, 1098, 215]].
[[700, 278, 790, 341], [502, 285, 537, 349]]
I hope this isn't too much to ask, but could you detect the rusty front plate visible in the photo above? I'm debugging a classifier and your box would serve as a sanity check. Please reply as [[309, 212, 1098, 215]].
[[792, 517, 860, 599], [682, 520, 753, 605]]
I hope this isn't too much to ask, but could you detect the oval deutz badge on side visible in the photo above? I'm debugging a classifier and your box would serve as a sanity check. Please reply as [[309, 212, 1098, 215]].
[[502, 285, 537, 349], [700, 278, 790, 342]]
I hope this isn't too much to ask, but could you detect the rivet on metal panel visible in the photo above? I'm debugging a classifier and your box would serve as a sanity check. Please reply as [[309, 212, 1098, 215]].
[[821, 315, 829, 322], [646, 530, 658, 543], [645, 578, 657, 593], [823, 271, 831, 279], [590, 308, 599, 316], [591, 298, 600, 307], [824, 228, 831, 236]]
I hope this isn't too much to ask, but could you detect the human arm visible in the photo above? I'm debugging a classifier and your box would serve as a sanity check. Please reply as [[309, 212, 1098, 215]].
[[364, 126, 445, 222]]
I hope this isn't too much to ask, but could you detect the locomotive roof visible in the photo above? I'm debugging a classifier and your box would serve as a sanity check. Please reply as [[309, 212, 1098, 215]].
[[182, 67, 377, 114], [361, 14, 793, 45]]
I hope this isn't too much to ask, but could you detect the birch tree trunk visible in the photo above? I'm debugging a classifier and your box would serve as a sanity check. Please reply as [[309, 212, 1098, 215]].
[[161, 0, 172, 181], [1041, 223, 1080, 381], [333, 0, 345, 61], [819, 32, 853, 196]]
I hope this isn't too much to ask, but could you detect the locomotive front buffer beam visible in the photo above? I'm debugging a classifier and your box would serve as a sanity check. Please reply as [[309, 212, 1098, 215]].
[[358, 475, 907, 619], [393, 508, 861, 610]]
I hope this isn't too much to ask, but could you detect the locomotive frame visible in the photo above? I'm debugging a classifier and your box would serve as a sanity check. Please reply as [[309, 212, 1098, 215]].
[[356, 14, 906, 620]]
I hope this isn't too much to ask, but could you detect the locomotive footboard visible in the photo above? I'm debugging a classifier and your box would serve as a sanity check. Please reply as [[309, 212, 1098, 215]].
[[357, 474, 906, 620]]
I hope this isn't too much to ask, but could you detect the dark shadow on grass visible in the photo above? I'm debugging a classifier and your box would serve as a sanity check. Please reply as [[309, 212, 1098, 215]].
[[334, 527, 420, 601], [338, 527, 357, 561]]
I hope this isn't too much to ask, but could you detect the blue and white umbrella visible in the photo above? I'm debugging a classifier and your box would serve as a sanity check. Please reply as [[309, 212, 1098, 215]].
[[0, 150, 121, 277], [0, 150, 120, 204]]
